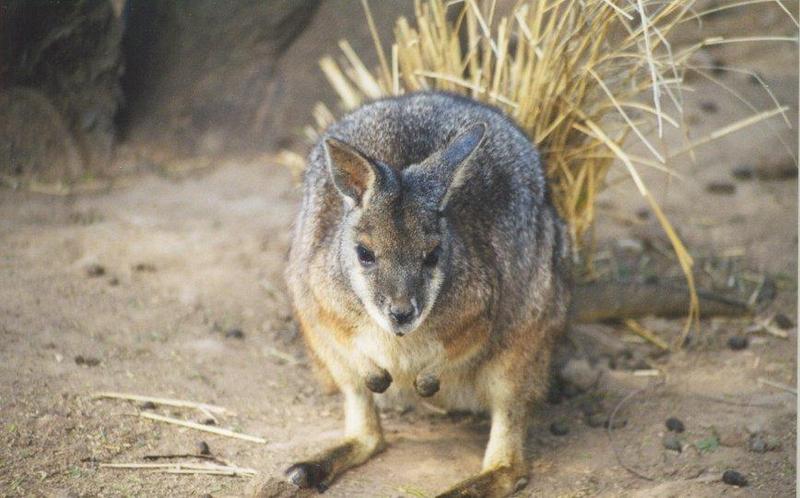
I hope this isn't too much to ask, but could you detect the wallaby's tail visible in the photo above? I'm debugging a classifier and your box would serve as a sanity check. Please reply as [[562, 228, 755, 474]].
[[570, 282, 751, 324]]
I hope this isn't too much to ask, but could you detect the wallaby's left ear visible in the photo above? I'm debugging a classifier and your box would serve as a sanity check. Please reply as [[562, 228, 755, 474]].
[[438, 122, 486, 211]]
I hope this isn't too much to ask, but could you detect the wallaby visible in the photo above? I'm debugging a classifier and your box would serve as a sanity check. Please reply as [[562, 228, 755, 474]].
[[285, 91, 571, 497]]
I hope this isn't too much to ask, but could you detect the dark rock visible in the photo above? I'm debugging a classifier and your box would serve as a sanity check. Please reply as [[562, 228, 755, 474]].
[[722, 470, 748, 487], [139, 401, 156, 410], [549, 421, 569, 436], [705, 182, 736, 195], [663, 434, 682, 452], [1, 1, 122, 177], [108, 276, 120, 286], [773, 313, 794, 330], [665, 417, 685, 433], [727, 335, 749, 351]]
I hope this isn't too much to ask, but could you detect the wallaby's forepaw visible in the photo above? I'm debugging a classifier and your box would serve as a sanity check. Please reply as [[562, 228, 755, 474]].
[[364, 369, 393, 393], [435, 466, 528, 498], [285, 462, 330, 492], [414, 372, 440, 397]]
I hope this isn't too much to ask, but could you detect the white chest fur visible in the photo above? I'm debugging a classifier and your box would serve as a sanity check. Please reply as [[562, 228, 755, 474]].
[[353, 323, 444, 385]]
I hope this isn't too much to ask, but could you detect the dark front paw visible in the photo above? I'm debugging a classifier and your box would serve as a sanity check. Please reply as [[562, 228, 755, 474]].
[[365, 369, 393, 393], [414, 373, 440, 397], [285, 462, 329, 492]]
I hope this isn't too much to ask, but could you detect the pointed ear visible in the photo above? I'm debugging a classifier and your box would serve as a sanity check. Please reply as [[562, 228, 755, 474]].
[[324, 137, 381, 207], [438, 122, 486, 211]]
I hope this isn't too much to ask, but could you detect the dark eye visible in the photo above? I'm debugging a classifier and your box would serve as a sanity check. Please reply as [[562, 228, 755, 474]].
[[423, 245, 441, 267], [356, 244, 376, 266]]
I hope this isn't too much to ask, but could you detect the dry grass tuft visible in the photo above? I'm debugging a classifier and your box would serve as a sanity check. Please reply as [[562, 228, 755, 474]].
[[305, 0, 796, 340]]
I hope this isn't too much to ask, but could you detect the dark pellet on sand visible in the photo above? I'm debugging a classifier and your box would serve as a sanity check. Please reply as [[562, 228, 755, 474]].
[[727, 335, 748, 350], [74, 355, 100, 367], [699, 101, 718, 113], [197, 440, 211, 455], [774, 313, 794, 330], [665, 417, 685, 433], [586, 413, 607, 428], [722, 470, 748, 487], [86, 264, 106, 277], [225, 328, 245, 339], [705, 182, 736, 195], [663, 434, 682, 452], [140, 401, 156, 410], [731, 165, 754, 180]]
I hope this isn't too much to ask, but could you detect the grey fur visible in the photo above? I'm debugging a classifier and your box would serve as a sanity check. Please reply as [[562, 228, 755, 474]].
[[284, 91, 572, 496]]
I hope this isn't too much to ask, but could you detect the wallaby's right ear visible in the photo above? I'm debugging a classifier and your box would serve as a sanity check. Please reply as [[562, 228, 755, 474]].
[[324, 137, 380, 207]]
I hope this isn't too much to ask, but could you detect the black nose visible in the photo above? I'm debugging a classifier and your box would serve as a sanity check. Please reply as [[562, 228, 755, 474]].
[[389, 306, 415, 325]]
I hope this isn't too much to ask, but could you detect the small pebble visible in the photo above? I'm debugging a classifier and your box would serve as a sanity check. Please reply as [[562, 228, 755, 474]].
[[108, 276, 119, 286], [549, 421, 569, 436], [773, 313, 794, 330], [665, 417, 685, 433], [74, 355, 100, 367], [727, 335, 749, 351], [201, 417, 217, 426], [731, 165, 754, 180], [197, 440, 211, 455], [705, 182, 736, 195], [722, 469, 748, 487], [635, 208, 650, 220], [663, 434, 682, 452], [225, 328, 245, 339], [139, 401, 156, 410], [86, 264, 106, 277]]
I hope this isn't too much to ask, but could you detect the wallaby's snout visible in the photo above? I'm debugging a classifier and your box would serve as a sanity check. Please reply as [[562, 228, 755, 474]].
[[387, 297, 417, 331]]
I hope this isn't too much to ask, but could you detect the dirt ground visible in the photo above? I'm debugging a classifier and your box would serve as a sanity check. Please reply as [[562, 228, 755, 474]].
[[1, 6, 798, 498]]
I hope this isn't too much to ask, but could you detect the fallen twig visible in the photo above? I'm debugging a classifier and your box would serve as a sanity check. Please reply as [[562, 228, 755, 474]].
[[746, 318, 790, 339], [100, 461, 257, 477], [607, 380, 666, 481], [139, 412, 266, 444], [624, 319, 670, 351], [143, 453, 233, 466], [757, 377, 797, 395], [92, 392, 234, 416]]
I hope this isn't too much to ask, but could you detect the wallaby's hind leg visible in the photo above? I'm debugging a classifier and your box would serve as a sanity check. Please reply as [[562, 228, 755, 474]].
[[436, 360, 534, 498], [286, 385, 385, 491]]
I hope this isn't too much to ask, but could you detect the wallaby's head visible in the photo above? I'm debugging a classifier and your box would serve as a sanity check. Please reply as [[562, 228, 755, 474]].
[[324, 123, 486, 336]]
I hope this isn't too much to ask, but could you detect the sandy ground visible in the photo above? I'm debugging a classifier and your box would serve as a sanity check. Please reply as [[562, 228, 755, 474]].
[[1, 5, 798, 498]]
